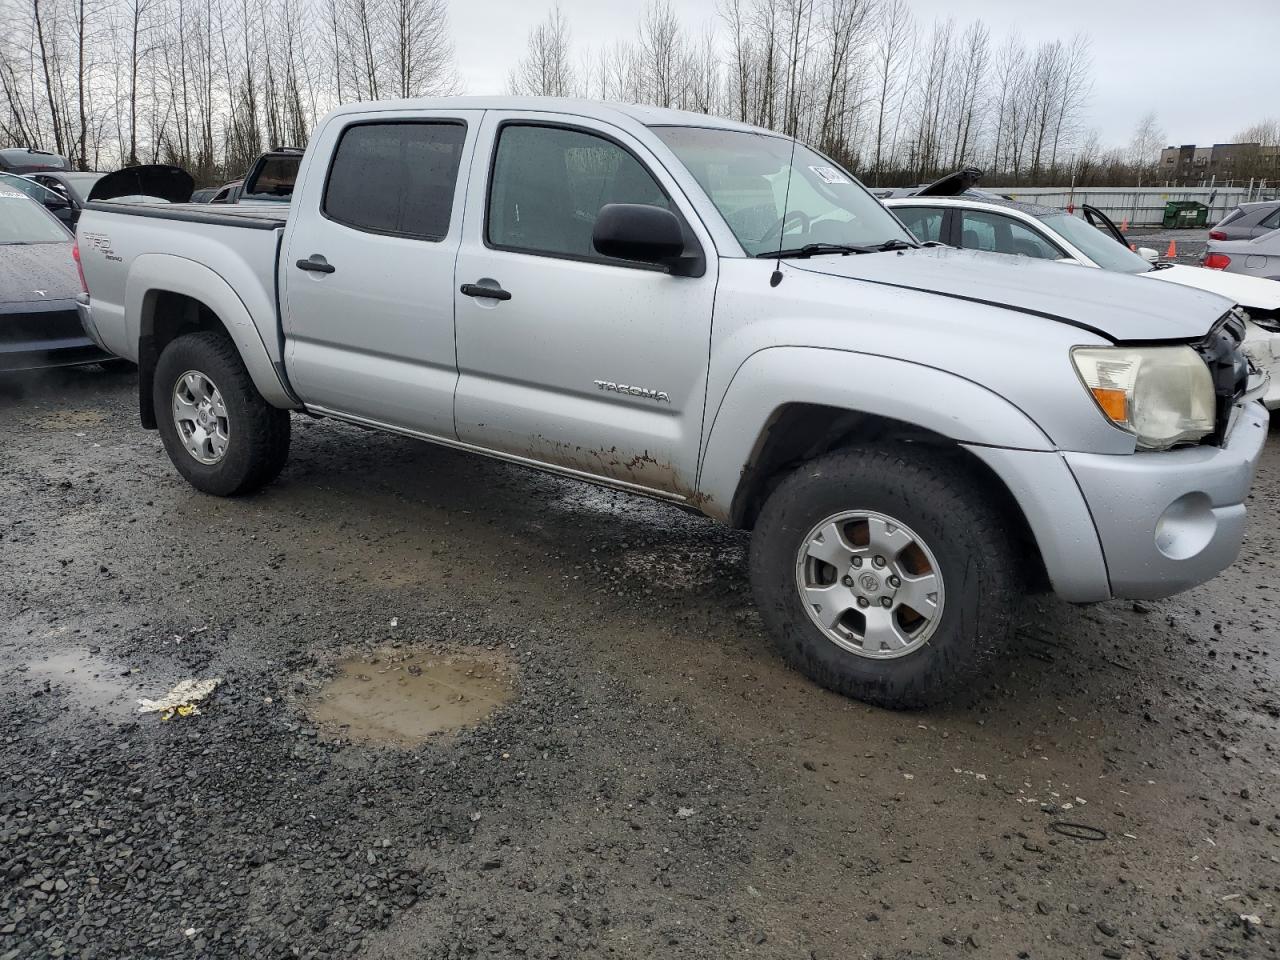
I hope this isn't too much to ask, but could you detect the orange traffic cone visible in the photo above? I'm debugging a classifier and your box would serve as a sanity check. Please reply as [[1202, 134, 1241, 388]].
[[1166, 239, 1177, 259], [1120, 218, 1129, 232], [1129, 243, 1136, 251]]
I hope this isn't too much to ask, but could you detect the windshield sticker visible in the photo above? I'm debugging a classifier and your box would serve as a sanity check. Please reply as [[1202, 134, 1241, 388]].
[[809, 165, 848, 185]]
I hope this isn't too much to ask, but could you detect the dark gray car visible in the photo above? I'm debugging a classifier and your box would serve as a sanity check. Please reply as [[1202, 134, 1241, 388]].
[[0, 187, 107, 371], [1209, 200, 1280, 241]]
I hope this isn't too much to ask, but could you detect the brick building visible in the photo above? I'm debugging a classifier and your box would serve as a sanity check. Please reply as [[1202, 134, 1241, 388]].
[[1159, 142, 1280, 184]]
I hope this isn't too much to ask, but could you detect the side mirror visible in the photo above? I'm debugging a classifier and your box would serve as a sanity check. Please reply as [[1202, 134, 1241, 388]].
[[1138, 246, 1160, 262], [42, 196, 74, 224], [593, 204, 687, 270]]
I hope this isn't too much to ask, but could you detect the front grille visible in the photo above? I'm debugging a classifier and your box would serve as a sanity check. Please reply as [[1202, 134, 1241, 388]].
[[1, 307, 87, 344], [1193, 311, 1250, 445]]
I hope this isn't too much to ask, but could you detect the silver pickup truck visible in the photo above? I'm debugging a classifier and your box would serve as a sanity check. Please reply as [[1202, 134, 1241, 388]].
[[76, 96, 1268, 709]]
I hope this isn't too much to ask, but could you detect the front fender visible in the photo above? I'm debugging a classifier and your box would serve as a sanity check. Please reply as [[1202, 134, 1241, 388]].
[[698, 347, 1055, 510], [695, 347, 1113, 601], [127, 254, 295, 409]]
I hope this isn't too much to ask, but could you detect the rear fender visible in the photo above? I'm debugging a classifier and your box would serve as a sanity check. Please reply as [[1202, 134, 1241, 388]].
[[127, 254, 295, 412]]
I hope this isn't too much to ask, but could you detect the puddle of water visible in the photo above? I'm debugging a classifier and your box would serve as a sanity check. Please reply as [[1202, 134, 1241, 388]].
[[306, 648, 515, 746], [23, 649, 138, 717]]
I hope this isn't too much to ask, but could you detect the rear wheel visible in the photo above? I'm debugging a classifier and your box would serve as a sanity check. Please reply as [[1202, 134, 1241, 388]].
[[749, 445, 1023, 709], [154, 331, 290, 496]]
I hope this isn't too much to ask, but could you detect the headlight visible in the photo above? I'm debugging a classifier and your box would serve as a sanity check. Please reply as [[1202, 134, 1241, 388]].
[[1071, 345, 1215, 450]]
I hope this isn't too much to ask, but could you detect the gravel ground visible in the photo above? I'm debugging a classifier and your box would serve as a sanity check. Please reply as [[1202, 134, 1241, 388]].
[[1126, 228, 1209, 266], [2, 364, 1279, 960]]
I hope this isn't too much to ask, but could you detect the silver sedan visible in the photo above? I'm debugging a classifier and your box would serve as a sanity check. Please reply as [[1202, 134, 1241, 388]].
[[1203, 227, 1280, 283]]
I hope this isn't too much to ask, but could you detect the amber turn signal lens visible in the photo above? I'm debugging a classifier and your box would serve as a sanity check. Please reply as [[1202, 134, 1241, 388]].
[[1090, 387, 1127, 423]]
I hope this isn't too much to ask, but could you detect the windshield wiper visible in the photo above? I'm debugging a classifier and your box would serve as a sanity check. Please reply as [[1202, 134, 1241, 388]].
[[757, 239, 919, 259], [873, 238, 917, 251], [758, 243, 875, 259]]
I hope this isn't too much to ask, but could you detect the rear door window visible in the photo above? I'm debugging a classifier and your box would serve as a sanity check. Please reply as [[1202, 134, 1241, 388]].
[[1261, 208, 1280, 230], [324, 121, 467, 240], [894, 206, 945, 244], [959, 210, 1063, 259]]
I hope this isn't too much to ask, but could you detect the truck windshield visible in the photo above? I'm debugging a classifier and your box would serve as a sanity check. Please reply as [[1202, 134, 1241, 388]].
[[0, 191, 68, 243], [653, 126, 913, 257]]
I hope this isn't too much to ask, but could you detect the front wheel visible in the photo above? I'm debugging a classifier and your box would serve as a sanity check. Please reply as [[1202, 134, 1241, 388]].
[[154, 331, 290, 496], [749, 445, 1024, 709]]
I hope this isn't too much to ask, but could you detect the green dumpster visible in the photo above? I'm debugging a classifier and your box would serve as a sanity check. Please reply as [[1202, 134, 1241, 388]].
[[1161, 200, 1210, 229]]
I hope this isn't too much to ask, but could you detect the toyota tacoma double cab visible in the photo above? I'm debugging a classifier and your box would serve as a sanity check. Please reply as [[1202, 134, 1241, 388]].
[[76, 96, 1269, 708]]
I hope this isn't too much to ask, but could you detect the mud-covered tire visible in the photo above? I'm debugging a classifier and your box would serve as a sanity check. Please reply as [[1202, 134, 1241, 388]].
[[153, 331, 290, 496], [749, 445, 1023, 709]]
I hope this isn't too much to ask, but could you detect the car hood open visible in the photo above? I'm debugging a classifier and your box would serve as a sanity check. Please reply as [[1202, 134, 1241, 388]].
[[789, 245, 1234, 342], [87, 164, 194, 203]]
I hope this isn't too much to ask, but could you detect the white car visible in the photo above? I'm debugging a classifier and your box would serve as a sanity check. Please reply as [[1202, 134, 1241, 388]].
[[887, 192, 1280, 409]]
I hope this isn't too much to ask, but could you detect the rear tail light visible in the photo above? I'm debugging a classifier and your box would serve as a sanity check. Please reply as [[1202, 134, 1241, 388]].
[[1202, 252, 1231, 270], [1208, 230, 1227, 240], [72, 240, 88, 293]]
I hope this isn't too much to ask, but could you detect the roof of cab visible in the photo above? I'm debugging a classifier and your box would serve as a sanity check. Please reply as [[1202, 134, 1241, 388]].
[[321, 96, 778, 137]]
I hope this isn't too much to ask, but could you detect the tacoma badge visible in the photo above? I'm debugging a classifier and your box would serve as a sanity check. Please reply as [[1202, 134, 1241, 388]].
[[593, 380, 671, 402]]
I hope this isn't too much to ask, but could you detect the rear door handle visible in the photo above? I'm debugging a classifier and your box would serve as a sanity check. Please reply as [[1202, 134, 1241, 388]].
[[296, 255, 335, 274], [460, 282, 511, 301]]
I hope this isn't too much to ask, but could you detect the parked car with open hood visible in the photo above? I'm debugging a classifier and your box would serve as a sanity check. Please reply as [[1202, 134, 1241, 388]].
[[76, 97, 1268, 709], [26, 165, 194, 226], [0, 186, 105, 371], [887, 180, 1280, 410]]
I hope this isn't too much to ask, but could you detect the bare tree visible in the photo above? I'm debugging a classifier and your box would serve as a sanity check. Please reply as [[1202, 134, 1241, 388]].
[[383, 0, 456, 98], [508, 4, 573, 97], [869, 0, 911, 183], [1129, 109, 1165, 180], [638, 0, 682, 108]]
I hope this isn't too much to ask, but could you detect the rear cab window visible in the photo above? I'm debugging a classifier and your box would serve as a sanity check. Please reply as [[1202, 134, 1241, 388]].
[[323, 122, 467, 240]]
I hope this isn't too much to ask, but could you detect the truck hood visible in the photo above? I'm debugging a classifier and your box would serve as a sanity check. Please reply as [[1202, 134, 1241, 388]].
[[789, 246, 1233, 342], [87, 164, 194, 203], [0, 241, 80, 305], [1144, 263, 1280, 312]]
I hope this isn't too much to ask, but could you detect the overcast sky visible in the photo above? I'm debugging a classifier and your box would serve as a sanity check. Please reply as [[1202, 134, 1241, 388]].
[[451, 0, 1276, 149]]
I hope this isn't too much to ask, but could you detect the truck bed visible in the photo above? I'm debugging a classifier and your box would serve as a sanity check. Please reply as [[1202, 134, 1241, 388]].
[[83, 200, 288, 230], [77, 201, 286, 374]]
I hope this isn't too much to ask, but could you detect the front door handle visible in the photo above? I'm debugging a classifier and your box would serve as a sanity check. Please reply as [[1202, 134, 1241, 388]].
[[460, 282, 511, 301], [296, 255, 335, 274]]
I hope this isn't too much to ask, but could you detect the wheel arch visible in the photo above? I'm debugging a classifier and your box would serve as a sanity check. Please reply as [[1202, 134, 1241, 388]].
[[697, 347, 1110, 601], [127, 254, 296, 428]]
